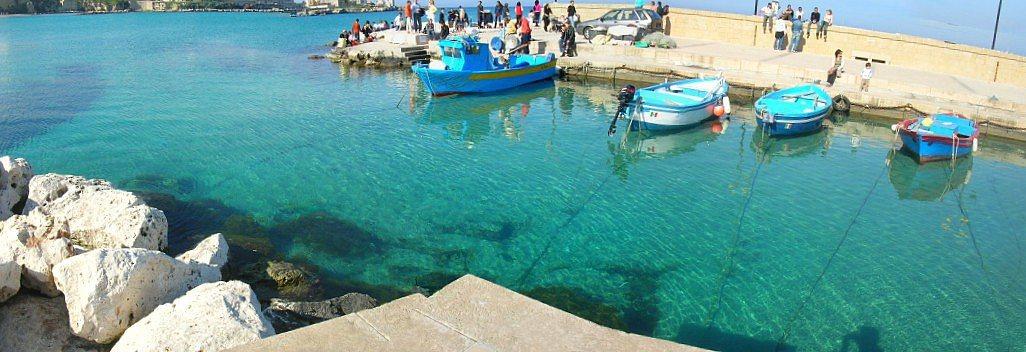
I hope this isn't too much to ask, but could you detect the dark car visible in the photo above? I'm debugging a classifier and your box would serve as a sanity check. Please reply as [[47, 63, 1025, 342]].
[[575, 8, 662, 40]]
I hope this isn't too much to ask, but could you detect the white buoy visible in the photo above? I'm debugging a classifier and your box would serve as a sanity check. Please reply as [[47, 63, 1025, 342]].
[[890, 124, 898, 132], [973, 138, 979, 152], [722, 96, 732, 115]]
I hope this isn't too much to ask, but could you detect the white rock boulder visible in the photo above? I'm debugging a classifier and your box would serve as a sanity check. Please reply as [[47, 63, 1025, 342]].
[[0, 212, 75, 297], [0, 251, 20, 303], [52, 233, 228, 343], [22, 173, 168, 250], [0, 156, 34, 221], [111, 281, 275, 352]]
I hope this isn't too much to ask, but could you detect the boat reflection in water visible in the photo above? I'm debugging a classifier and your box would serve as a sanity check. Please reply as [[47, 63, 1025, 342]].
[[887, 151, 973, 202], [749, 125, 830, 162], [610, 120, 725, 180], [416, 81, 556, 148]]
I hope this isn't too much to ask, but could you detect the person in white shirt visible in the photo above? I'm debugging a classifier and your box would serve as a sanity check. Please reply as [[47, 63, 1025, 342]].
[[773, 14, 787, 50], [761, 4, 774, 33], [818, 9, 833, 40], [860, 62, 874, 91]]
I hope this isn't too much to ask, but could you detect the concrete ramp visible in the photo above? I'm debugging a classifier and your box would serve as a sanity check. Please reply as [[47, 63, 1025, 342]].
[[228, 275, 707, 352]]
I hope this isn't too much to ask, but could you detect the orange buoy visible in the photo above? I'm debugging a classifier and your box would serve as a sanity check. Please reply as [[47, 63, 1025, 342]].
[[713, 105, 725, 117]]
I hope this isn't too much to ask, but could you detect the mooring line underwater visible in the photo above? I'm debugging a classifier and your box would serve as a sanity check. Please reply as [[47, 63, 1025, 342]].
[[774, 152, 891, 350]]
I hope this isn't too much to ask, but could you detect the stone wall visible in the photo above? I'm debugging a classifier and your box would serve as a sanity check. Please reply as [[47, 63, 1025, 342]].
[[551, 3, 1026, 88]]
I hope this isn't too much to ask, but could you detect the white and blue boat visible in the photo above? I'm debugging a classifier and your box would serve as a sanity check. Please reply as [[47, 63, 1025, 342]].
[[624, 77, 730, 131], [412, 35, 557, 96], [894, 114, 978, 163], [754, 84, 832, 136]]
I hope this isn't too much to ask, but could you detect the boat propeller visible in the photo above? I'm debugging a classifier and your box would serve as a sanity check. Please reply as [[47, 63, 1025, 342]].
[[608, 84, 637, 136]]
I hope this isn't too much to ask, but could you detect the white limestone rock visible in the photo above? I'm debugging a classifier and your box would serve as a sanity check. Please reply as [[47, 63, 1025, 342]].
[[0, 251, 20, 303], [0, 156, 34, 221], [22, 173, 168, 251], [111, 281, 275, 352], [0, 213, 75, 297], [51, 234, 228, 343], [0, 293, 110, 352]]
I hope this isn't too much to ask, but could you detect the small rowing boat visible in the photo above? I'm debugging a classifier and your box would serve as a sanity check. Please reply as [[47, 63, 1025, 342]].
[[754, 84, 832, 136], [893, 114, 979, 163], [411, 35, 557, 96], [623, 77, 730, 131]]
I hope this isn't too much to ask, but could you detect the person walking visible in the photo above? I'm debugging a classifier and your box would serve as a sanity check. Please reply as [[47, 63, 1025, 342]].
[[494, 1, 503, 27], [761, 3, 773, 33], [772, 14, 787, 50], [532, 0, 541, 26], [807, 7, 820, 38], [818, 9, 833, 40], [567, 0, 577, 28], [826, 49, 845, 86], [542, 2, 552, 31], [789, 15, 804, 52]]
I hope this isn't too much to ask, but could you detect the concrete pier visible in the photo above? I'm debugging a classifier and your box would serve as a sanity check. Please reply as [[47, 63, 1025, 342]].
[[228, 275, 706, 351]]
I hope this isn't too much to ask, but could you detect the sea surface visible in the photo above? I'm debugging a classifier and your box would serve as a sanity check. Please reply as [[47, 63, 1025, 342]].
[[3, 12, 1026, 352]]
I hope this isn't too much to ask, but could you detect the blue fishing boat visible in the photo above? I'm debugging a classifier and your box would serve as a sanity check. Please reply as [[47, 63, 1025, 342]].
[[622, 77, 731, 131], [894, 114, 978, 163], [754, 84, 832, 136], [411, 35, 558, 96]]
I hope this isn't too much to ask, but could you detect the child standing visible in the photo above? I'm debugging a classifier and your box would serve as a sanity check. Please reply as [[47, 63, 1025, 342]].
[[860, 62, 874, 92]]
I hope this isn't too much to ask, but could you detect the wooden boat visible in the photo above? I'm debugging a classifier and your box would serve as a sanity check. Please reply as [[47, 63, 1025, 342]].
[[411, 35, 557, 96], [754, 84, 832, 136], [624, 77, 730, 131], [893, 114, 978, 163]]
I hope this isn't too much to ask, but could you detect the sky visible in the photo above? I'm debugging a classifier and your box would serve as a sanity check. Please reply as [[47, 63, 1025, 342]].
[[432, 0, 1024, 55]]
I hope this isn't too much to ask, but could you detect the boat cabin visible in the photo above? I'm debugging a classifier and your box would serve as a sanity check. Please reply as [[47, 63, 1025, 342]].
[[438, 37, 495, 71]]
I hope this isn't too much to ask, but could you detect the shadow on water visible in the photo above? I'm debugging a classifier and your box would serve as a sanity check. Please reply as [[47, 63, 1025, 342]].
[[523, 286, 629, 331], [416, 81, 556, 146], [750, 126, 831, 163], [269, 211, 383, 259], [839, 326, 883, 352], [608, 123, 724, 181], [675, 322, 797, 352], [0, 65, 104, 151], [887, 152, 972, 202]]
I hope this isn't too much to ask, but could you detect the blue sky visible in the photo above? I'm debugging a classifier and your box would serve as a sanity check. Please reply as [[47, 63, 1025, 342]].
[[433, 0, 1023, 54]]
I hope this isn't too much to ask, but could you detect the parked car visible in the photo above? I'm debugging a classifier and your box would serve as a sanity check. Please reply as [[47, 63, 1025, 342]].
[[575, 8, 662, 40]]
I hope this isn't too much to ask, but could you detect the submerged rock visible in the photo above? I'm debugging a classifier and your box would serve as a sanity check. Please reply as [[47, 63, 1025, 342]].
[[22, 173, 168, 251], [110, 281, 275, 352], [266, 260, 319, 298], [0, 156, 34, 221], [263, 292, 377, 332], [0, 293, 110, 352], [0, 251, 20, 302], [51, 233, 227, 343], [0, 212, 75, 297]]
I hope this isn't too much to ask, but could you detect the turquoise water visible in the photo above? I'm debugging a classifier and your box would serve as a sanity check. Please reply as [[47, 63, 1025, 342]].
[[3, 13, 1026, 351]]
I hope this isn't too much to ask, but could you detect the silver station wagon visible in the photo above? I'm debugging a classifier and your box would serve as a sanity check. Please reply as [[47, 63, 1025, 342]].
[[575, 8, 663, 40]]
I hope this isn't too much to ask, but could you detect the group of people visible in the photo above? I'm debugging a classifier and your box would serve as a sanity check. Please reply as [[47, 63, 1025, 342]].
[[824, 49, 874, 91], [763, 2, 833, 52], [338, 18, 388, 47]]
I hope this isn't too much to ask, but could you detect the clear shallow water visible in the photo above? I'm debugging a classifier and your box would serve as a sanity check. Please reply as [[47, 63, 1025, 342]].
[[3, 12, 1026, 351]]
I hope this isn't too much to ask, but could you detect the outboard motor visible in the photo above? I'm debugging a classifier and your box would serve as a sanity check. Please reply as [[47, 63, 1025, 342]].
[[607, 84, 637, 136]]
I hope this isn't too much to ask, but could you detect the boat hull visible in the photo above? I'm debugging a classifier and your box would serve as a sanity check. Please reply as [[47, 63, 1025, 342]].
[[755, 109, 830, 136], [412, 56, 558, 96], [897, 119, 976, 163], [627, 100, 719, 131]]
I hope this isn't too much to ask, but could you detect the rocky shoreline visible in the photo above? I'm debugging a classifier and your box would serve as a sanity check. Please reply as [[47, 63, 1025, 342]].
[[0, 156, 378, 352]]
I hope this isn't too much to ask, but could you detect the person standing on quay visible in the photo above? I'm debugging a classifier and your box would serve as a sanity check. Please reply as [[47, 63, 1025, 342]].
[[494, 1, 503, 27], [519, 14, 532, 54], [818, 9, 833, 40], [542, 2, 552, 31], [477, 1, 485, 27], [795, 6, 803, 20], [772, 14, 787, 50], [761, 3, 773, 33], [807, 7, 819, 38], [859, 62, 874, 92], [352, 19, 362, 41], [413, 0, 423, 31], [533, 0, 541, 26], [567, 0, 577, 29], [789, 14, 804, 52], [404, 1, 413, 32], [515, 1, 523, 23], [428, 0, 438, 28]]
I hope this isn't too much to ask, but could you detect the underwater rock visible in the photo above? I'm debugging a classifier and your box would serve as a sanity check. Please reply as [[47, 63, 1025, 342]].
[[266, 260, 319, 298], [118, 174, 196, 196], [524, 286, 628, 331], [22, 174, 168, 251], [0, 156, 34, 221], [51, 233, 227, 343], [111, 281, 274, 352], [270, 212, 381, 259], [263, 292, 377, 332], [413, 271, 462, 295], [0, 212, 75, 297], [0, 293, 111, 352]]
